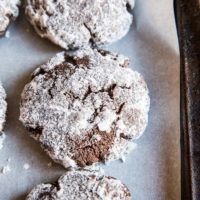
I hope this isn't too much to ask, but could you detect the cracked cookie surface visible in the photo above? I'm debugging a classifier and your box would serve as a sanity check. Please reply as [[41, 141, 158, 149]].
[[26, 170, 131, 200], [20, 47, 150, 168], [26, 0, 134, 49], [0, 0, 20, 36], [0, 82, 7, 132]]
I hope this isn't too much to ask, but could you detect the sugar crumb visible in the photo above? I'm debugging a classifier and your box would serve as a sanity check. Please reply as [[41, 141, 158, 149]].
[[120, 155, 126, 163], [1, 165, 11, 174], [5, 31, 10, 38], [47, 162, 52, 167], [23, 163, 30, 170]]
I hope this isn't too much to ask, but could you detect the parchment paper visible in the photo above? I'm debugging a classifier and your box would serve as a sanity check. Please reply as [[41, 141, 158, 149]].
[[0, 0, 180, 199]]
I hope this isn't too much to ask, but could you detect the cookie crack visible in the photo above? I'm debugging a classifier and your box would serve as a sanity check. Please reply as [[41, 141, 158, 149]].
[[83, 84, 117, 101], [82, 86, 92, 101], [83, 23, 96, 46], [64, 54, 77, 66], [47, 81, 56, 99], [64, 54, 90, 67], [107, 84, 116, 99], [125, 1, 133, 14], [126, 3, 132, 13], [119, 85, 131, 90], [120, 133, 132, 140], [116, 103, 125, 114], [27, 126, 44, 138], [96, 49, 111, 57], [32, 68, 47, 78], [64, 91, 79, 100], [96, 49, 129, 68]]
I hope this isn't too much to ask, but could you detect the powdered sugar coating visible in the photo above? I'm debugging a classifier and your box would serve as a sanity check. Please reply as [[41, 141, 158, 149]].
[[0, 0, 20, 36], [26, 0, 134, 49], [0, 82, 7, 132], [20, 47, 150, 168], [26, 170, 131, 200]]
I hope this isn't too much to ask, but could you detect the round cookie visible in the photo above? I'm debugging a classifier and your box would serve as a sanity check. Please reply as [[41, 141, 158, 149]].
[[26, 0, 134, 49], [0, 0, 21, 36], [0, 82, 7, 132], [20, 47, 150, 168], [26, 170, 131, 200]]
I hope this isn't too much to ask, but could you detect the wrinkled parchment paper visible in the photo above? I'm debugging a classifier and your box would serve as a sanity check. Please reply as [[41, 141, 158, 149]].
[[0, 0, 180, 199]]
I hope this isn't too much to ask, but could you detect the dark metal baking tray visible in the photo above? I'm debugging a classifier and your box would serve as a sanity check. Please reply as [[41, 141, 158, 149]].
[[175, 0, 200, 199]]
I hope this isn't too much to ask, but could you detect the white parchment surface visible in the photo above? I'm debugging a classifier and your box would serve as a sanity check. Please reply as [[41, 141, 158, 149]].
[[0, 0, 180, 199]]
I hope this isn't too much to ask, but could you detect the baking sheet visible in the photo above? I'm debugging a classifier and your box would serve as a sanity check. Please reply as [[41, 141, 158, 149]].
[[0, 0, 180, 199]]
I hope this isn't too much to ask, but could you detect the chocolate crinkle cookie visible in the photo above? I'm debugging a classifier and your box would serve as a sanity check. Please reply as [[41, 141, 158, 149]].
[[20, 47, 150, 168], [0, 82, 7, 132], [26, 170, 131, 200], [0, 0, 21, 36], [26, 0, 134, 49]]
